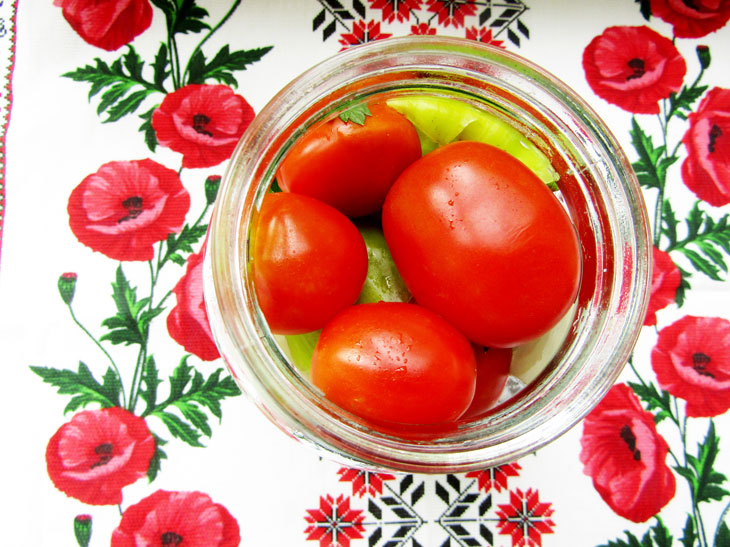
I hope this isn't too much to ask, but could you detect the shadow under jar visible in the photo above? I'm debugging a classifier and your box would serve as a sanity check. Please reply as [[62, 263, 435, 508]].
[[203, 36, 651, 474]]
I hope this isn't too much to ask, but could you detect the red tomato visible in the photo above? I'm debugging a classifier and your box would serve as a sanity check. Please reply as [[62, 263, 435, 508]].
[[252, 193, 368, 334], [382, 141, 581, 348], [311, 302, 477, 424], [462, 346, 512, 419], [276, 102, 422, 217]]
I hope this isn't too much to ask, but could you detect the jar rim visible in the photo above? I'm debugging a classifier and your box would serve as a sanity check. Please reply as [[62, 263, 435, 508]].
[[204, 36, 651, 473]]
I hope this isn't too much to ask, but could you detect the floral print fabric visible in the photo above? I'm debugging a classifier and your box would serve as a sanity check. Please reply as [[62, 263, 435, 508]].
[[0, 1, 729, 546]]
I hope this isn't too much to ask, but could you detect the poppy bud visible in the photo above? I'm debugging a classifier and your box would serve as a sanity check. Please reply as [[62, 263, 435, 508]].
[[205, 175, 221, 206], [74, 514, 92, 547], [696, 45, 711, 69], [58, 272, 78, 305]]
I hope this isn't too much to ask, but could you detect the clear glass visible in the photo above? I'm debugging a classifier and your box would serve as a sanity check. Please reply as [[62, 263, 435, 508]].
[[203, 36, 651, 473]]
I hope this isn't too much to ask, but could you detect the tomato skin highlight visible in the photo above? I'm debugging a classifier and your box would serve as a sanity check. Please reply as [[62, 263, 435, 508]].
[[382, 141, 581, 348], [276, 103, 422, 217], [461, 346, 512, 419], [252, 193, 368, 334], [311, 302, 477, 425]]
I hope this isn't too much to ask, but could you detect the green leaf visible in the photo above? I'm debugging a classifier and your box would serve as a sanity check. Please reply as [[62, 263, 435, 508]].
[[627, 381, 673, 422], [667, 203, 730, 282], [104, 89, 150, 123], [143, 357, 240, 443], [147, 434, 167, 482], [680, 515, 696, 547], [138, 356, 162, 413], [675, 264, 692, 307], [597, 530, 646, 547], [62, 46, 163, 123], [152, 410, 204, 447], [661, 199, 680, 248], [629, 118, 667, 191], [669, 83, 709, 120], [164, 223, 208, 266], [173, 0, 210, 35], [152, 43, 170, 89], [30, 362, 121, 412], [100, 265, 148, 346], [186, 45, 273, 86], [716, 520, 730, 547], [339, 103, 372, 125], [679, 421, 730, 505], [650, 518, 672, 547], [634, 0, 651, 20], [138, 105, 159, 152]]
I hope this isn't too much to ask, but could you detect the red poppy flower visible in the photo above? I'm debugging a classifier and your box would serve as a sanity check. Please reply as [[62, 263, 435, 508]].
[[304, 494, 365, 547], [496, 488, 555, 547], [466, 462, 521, 493], [580, 384, 676, 523], [111, 490, 240, 546], [681, 87, 730, 206], [651, 0, 730, 38], [465, 26, 506, 48], [167, 245, 220, 361], [54, 0, 152, 51], [46, 407, 155, 506], [68, 159, 190, 262], [369, 0, 421, 22], [582, 26, 686, 114], [645, 247, 681, 326], [426, 0, 477, 28], [152, 84, 255, 169], [338, 20, 393, 50], [337, 467, 396, 497], [651, 315, 730, 417]]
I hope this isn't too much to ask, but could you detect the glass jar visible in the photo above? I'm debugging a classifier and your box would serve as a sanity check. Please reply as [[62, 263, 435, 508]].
[[203, 36, 651, 473]]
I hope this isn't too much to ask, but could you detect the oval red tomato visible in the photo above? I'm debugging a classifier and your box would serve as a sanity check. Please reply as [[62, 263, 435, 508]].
[[310, 302, 477, 424], [276, 102, 422, 217], [252, 192, 368, 334], [462, 346, 512, 419], [382, 141, 581, 348]]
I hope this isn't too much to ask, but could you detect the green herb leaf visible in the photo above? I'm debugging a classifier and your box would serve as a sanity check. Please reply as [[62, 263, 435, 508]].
[[62, 46, 163, 123], [30, 362, 121, 412], [152, 43, 170, 89], [100, 265, 148, 346], [186, 45, 273, 86], [339, 103, 372, 125]]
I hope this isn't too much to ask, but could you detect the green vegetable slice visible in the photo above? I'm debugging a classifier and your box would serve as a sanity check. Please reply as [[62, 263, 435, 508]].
[[284, 330, 320, 374], [355, 221, 411, 305], [386, 95, 559, 186]]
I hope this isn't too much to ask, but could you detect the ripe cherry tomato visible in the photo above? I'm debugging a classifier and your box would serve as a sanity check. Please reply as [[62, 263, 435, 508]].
[[276, 102, 422, 217], [461, 346, 512, 419], [310, 302, 477, 424], [382, 141, 581, 348], [252, 193, 368, 334]]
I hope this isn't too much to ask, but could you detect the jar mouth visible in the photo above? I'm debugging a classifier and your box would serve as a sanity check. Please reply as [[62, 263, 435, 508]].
[[203, 36, 651, 473]]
